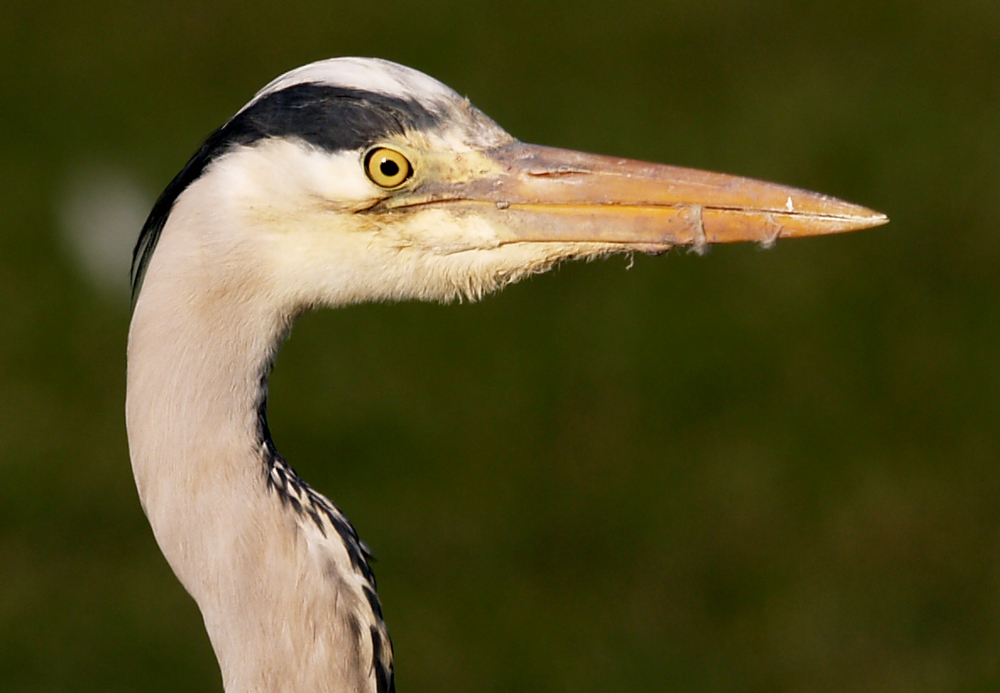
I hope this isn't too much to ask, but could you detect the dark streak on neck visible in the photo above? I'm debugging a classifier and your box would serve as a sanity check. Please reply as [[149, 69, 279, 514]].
[[255, 360, 395, 693]]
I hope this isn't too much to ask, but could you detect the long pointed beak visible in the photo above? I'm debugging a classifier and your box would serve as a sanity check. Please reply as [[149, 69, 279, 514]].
[[395, 142, 887, 253]]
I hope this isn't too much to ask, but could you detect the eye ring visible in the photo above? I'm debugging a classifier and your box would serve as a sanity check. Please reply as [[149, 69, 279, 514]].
[[364, 147, 412, 189]]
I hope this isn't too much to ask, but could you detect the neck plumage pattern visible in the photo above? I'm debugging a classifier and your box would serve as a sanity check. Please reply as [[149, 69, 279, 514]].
[[126, 245, 395, 693], [257, 381, 394, 693]]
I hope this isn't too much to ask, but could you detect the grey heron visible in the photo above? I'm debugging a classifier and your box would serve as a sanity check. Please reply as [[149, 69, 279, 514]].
[[125, 57, 886, 693]]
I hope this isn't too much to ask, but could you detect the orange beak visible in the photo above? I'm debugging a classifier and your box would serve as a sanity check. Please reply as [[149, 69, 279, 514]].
[[390, 142, 887, 253]]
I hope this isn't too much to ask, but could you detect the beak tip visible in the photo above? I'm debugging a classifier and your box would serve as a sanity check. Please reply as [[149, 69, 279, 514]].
[[850, 208, 889, 232]]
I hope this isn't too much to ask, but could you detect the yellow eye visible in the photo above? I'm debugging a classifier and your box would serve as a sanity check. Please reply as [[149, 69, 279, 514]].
[[364, 147, 412, 188]]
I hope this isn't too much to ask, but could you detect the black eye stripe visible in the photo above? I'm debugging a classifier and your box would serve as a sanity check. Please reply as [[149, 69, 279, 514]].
[[131, 83, 442, 302]]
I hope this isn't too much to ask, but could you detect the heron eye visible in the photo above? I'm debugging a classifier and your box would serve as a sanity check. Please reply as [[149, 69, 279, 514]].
[[364, 147, 412, 189]]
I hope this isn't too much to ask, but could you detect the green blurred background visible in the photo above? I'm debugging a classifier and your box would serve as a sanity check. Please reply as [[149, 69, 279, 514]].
[[2, 0, 998, 691]]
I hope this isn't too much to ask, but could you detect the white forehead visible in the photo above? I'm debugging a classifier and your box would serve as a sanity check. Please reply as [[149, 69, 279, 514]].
[[243, 58, 462, 112]]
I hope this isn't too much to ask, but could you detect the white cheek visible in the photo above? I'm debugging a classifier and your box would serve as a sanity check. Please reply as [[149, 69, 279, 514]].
[[294, 149, 381, 205], [392, 208, 502, 254], [213, 140, 381, 215]]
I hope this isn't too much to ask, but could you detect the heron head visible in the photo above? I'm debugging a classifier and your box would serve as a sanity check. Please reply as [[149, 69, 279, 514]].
[[132, 58, 886, 313]]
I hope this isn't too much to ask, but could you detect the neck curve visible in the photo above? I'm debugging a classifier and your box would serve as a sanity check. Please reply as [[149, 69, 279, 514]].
[[126, 244, 393, 693]]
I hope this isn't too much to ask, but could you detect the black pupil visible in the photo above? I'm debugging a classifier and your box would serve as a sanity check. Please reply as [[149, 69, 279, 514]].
[[379, 158, 400, 178]]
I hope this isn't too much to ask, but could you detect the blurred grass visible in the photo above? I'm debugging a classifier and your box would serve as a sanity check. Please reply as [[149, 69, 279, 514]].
[[2, 0, 999, 691]]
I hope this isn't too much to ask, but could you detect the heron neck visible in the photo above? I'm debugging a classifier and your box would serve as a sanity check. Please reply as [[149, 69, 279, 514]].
[[126, 277, 285, 658], [126, 282, 284, 552], [126, 273, 387, 692]]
